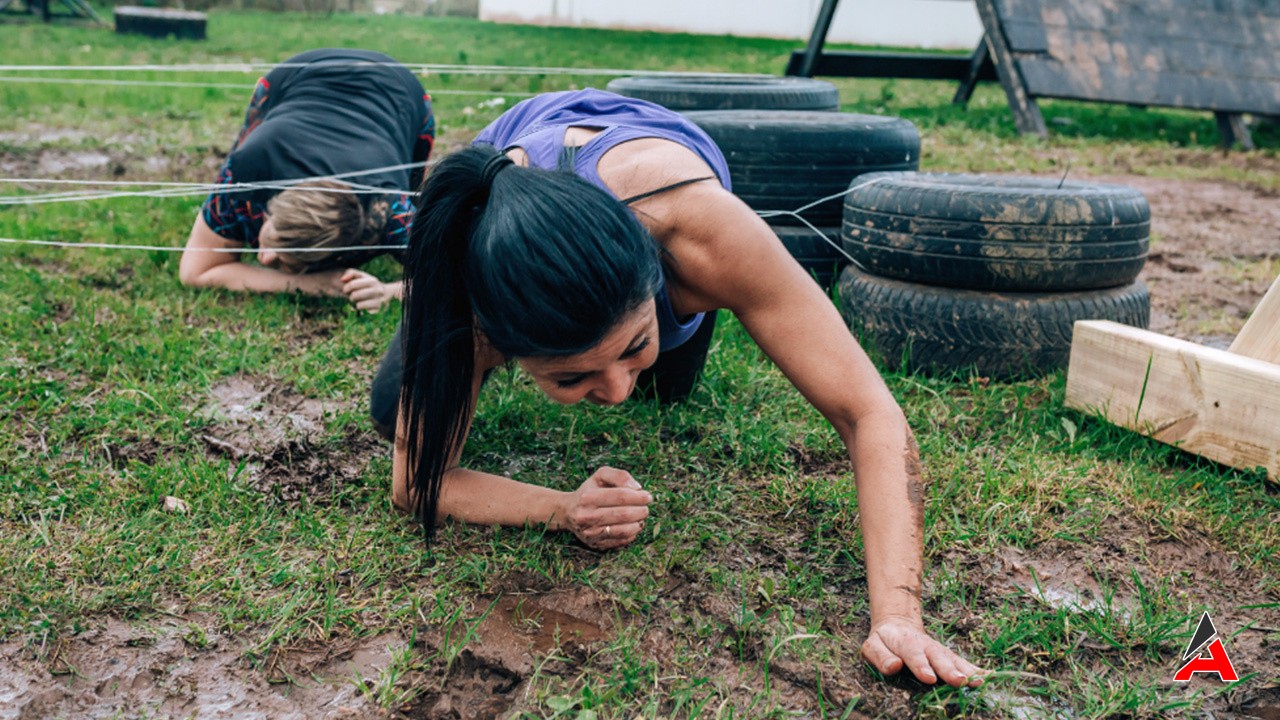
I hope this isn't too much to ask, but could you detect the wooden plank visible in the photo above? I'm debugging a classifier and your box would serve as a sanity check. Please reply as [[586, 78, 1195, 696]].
[[1035, 3, 1280, 46], [1001, 19, 1049, 52], [976, 0, 1047, 136], [1036, 28, 1280, 80], [1018, 58, 1280, 114], [952, 39, 993, 105], [1065, 320, 1280, 482], [1229, 275, 1280, 364], [1215, 112, 1256, 150], [790, 51, 990, 81]]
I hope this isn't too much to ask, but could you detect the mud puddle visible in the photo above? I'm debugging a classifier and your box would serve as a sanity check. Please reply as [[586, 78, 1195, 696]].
[[399, 584, 615, 718], [0, 583, 619, 720], [0, 616, 393, 720], [199, 375, 377, 504]]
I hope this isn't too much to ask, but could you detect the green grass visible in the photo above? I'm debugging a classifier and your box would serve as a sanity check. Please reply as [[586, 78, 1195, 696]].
[[2, 10, 1279, 719]]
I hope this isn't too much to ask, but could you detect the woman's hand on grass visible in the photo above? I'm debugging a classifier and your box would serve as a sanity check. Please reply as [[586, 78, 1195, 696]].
[[304, 268, 350, 298], [341, 269, 399, 312], [861, 616, 984, 687], [565, 467, 652, 551]]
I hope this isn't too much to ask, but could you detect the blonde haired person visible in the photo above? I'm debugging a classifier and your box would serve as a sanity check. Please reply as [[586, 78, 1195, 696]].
[[179, 49, 435, 311]]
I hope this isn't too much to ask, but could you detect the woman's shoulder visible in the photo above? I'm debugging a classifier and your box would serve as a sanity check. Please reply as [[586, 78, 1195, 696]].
[[596, 138, 719, 210]]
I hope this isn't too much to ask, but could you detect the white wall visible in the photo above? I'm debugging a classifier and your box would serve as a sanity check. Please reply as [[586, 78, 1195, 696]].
[[479, 0, 984, 50]]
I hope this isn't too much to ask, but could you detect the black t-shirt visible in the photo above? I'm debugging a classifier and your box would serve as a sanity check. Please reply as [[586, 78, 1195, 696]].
[[202, 48, 434, 265]]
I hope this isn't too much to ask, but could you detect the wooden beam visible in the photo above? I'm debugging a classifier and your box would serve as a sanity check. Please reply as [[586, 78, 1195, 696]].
[[1229, 275, 1280, 364], [974, 0, 1047, 136], [1065, 320, 1280, 481], [1215, 112, 1256, 150], [952, 38, 992, 106], [790, 0, 840, 78]]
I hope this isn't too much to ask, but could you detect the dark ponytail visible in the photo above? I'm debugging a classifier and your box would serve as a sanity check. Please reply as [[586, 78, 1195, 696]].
[[400, 144, 661, 539]]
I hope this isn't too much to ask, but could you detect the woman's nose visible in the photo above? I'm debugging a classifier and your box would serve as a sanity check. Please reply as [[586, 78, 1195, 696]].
[[259, 249, 277, 266], [589, 367, 636, 406]]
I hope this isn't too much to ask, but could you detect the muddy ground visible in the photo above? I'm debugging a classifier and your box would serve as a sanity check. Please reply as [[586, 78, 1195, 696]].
[[5, 383, 1278, 717], [3, 515, 1278, 718], [3, 138, 1279, 717], [1099, 174, 1280, 346]]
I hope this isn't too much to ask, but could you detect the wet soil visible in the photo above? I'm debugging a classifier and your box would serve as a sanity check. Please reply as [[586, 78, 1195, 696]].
[[200, 375, 379, 505], [0, 583, 617, 720], [1092, 174, 1280, 345]]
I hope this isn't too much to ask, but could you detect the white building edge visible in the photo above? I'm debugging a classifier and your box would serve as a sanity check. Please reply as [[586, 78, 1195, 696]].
[[478, 0, 984, 51]]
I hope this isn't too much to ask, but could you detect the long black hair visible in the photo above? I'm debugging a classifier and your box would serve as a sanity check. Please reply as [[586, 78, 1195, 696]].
[[400, 144, 662, 538]]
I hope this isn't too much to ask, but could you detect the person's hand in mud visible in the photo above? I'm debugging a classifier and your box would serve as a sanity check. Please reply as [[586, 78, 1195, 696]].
[[341, 269, 403, 312], [861, 616, 985, 687], [564, 466, 652, 551]]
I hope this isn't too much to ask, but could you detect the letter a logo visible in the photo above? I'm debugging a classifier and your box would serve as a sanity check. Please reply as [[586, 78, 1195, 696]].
[[1173, 612, 1239, 682]]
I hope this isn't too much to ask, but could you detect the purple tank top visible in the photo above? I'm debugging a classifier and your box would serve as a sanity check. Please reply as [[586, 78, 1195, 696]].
[[474, 89, 731, 351]]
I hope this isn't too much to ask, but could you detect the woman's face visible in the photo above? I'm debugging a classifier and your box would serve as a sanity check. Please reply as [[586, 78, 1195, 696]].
[[256, 218, 306, 273], [518, 299, 661, 406]]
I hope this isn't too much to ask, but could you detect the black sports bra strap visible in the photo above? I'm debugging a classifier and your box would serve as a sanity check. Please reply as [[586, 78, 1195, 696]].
[[557, 144, 580, 172], [621, 175, 718, 206]]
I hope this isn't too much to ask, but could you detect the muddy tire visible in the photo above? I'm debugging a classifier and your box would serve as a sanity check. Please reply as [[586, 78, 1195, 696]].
[[114, 6, 207, 40], [685, 111, 920, 227], [605, 75, 840, 111], [842, 172, 1150, 291], [772, 225, 845, 289], [838, 264, 1150, 379]]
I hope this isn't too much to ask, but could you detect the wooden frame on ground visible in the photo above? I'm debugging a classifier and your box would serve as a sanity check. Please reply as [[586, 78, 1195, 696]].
[[1065, 276, 1280, 482]]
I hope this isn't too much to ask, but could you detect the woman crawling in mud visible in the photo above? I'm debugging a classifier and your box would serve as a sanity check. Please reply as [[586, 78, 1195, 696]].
[[179, 48, 434, 313], [371, 88, 983, 687]]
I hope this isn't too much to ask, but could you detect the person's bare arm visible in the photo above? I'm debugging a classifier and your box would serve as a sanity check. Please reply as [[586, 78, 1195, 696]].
[[390, 346, 652, 550], [608, 146, 980, 685], [178, 213, 345, 297]]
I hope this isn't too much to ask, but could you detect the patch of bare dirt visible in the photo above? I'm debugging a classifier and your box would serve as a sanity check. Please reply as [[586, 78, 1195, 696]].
[[0, 615, 390, 720], [0, 135, 223, 183], [0, 582, 621, 720], [199, 375, 377, 504], [1092, 175, 1280, 344]]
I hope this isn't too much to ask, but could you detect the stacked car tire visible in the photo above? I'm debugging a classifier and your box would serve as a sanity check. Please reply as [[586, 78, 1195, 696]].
[[608, 75, 1152, 379], [838, 173, 1152, 379], [608, 75, 920, 290]]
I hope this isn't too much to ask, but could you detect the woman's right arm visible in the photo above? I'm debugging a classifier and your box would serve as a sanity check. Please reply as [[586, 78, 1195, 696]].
[[178, 214, 345, 296], [390, 358, 652, 550]]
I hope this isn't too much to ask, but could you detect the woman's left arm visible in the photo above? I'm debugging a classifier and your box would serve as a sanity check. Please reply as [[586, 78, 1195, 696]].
[[649, 181, 982, 687]]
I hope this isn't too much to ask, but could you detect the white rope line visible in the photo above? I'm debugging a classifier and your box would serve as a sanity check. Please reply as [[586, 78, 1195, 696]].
[[0, 75, 537, 97], [0, 61, 772, 78], [0, 76, 251, 89], [0, 177, 890, 260], [1, 183, 391, 205], [0, 237, 405, 254], [756, 175, 888, 268], [0, 161, 433, 205]]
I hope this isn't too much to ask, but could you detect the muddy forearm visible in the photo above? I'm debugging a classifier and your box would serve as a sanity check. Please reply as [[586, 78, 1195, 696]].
[[846, 411, 926, 625]]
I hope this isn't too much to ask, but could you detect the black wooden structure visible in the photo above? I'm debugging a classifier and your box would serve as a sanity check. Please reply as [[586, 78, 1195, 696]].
[[0, 0, 104, 23], [789, 0, 1279, 148], [114, 6, 208, 40]]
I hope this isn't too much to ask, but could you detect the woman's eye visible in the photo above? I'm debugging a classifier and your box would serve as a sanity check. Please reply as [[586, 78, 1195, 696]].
[[555, 375, 588, 388]]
